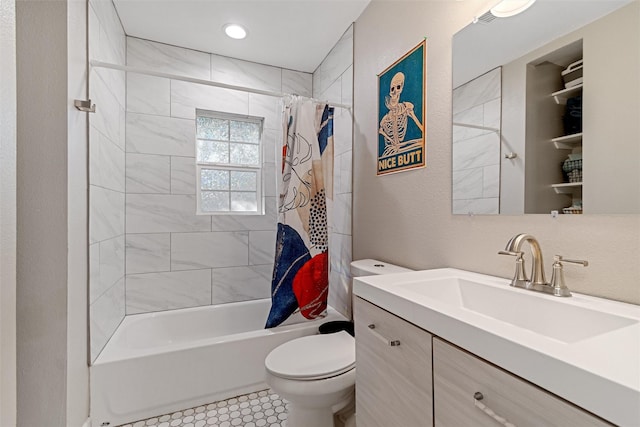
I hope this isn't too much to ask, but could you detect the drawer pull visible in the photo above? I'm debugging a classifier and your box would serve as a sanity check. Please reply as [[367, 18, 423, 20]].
[[367, 324, 401, 346], [473, 392, 517, 427]]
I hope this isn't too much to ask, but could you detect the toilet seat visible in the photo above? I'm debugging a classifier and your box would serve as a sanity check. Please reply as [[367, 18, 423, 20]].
[[265, 331, 355, 380]]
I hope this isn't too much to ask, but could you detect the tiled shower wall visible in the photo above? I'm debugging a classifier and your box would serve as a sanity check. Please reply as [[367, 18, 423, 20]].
[[88, 17, 354, 360], [123, 37, 314, 315], [313, 25, 354, 319], [88, 0, 126, 361], [452, 67, 501, 215]]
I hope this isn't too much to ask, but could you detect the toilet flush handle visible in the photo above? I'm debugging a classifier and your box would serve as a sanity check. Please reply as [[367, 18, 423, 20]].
[[368, 324, 401, 347]]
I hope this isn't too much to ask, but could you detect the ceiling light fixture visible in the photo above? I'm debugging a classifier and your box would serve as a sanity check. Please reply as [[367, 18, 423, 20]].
[[490, 0, 536, 17], [223, 24, 247, 40]]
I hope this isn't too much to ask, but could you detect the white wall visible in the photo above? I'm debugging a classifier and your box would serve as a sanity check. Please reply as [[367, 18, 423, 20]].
[[67, 0, 90, 424], [353, 0, 640, 304], [122, 37, 312, 316], [0, 0, 17, 424], [312, 25, 354, 319], [15, 0, 90, 424]]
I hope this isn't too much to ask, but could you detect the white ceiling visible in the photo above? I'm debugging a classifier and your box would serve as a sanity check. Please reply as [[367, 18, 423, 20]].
[[112, 0, 371, 73]]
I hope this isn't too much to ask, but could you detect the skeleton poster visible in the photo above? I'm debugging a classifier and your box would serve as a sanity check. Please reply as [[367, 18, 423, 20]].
[[377, 40, 426, 175]]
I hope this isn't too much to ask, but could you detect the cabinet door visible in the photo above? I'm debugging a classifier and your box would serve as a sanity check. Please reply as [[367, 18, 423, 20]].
[[433, 338, 612, 427], [354, 297, 433, 427]]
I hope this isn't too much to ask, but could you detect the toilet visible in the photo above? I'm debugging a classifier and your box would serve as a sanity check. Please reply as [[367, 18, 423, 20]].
[[264, 259, 412, 427]]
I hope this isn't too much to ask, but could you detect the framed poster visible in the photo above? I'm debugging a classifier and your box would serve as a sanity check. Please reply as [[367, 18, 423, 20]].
[[377, 40, 426, 175]]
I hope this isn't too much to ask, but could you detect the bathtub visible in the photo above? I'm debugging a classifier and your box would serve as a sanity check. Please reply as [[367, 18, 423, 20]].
[[90, 298, 346, 427]]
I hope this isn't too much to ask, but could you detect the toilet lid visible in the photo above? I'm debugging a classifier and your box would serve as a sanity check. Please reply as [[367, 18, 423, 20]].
[[265, 331, 355, 380]]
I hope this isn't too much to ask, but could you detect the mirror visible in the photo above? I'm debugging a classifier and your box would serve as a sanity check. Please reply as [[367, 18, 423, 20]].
[[452, 0, 639, 215]]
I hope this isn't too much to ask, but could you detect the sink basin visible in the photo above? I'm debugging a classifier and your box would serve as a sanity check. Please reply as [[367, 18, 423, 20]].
[[398, 277, 638, 343], [353, 267, 640, 427]]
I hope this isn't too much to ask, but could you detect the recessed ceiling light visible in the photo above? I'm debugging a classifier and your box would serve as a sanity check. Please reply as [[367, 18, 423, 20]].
[[490, 0, 536, 17], [223, 24, 247, 40]]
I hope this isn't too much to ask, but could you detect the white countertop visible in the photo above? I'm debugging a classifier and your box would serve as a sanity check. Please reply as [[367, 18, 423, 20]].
[[353, 268, 640, 426]]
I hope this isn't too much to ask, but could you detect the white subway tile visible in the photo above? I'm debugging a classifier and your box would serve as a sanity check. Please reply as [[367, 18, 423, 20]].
[[333, 192, 352, 236], [126, 112, 195, 157], [126, 194, 210, 233], [90, 69, 124, 148], [127, 37, 210, 80], [170, 80, 249, 120], [171, 231, 249, 270], [452, 197, 499, 215], [90, 235, 125, 304], [210, 197, 278, 232], [341, 65, 353, 106], [452, 167, 484, 200], [127, 73, 171, 116], [248, 93, 281, 131], [126, 153, 171, 194], [452, 132, 500, 171], [90, 277, 125, 362], [90, 185, 124, 244], [483, 164, 500, 198], [210, 55, 282, 93], [249, 230, 277, 266], [211, 266, 272, 304], [338, 150, 352, 195], [126, 233, 171, 274], [170, 156, 196, 194], [126, 269, 212, 314], [313, 25, 353, 97], [452, 67, 501, 115], [90, 127, 125, 192], [282, 69, 312, 98]]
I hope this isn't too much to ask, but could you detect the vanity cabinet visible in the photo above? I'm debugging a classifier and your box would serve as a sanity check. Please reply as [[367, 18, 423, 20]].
[[432, 338, 611, 427], [354, 297, 613, 427], [354, 297, 433, 427]]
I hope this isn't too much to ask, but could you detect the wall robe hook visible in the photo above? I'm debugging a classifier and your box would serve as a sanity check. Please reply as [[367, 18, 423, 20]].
[[504, 152, 517, 159], [74, 99, 96, 113]]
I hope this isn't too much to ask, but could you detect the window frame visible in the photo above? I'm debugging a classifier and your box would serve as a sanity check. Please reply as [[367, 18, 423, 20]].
[[195, 109, 265, 216]]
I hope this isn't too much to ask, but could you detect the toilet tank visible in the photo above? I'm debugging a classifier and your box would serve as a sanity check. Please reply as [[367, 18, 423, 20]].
[[350, 259, 413, 277]]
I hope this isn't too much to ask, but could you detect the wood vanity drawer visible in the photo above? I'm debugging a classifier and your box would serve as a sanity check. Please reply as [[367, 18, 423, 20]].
[[433, 337, 612, 427], [354, 297, 433, 427]]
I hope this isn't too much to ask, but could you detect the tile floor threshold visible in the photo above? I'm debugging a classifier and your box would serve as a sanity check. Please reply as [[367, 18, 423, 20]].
[[118, 389, 289, 427]]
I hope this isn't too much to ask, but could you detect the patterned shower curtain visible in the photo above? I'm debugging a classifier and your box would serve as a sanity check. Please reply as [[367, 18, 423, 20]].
[[265, 96, 334, 328]]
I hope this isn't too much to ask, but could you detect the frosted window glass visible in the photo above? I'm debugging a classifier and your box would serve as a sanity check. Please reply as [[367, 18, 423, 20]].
[[230, 143, 259, 166], [230, 120, 260, 143], [202, 191, 229, 212], [197, 140, 229, 163], [197, 117, 229, 140], [230, 171, 257, 191], [231, 192, 257, 212], [201, 169, 229, 190]]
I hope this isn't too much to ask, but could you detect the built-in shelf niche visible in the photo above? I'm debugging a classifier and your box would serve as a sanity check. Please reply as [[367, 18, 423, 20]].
[[524, 39, 583, 214]]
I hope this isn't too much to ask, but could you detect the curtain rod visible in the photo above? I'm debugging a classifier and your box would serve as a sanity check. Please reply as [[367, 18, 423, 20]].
[[90, 60, 352, 110]]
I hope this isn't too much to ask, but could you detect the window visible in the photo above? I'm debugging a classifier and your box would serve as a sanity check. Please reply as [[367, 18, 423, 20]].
[[196, 110, 264, 215]]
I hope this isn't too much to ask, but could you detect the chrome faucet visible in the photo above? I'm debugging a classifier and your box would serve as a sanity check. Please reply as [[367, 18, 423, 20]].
[[498, 234, 588, 297]]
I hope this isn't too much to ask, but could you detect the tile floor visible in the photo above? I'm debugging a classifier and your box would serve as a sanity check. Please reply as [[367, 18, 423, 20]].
[[118, 389, 289, 427]]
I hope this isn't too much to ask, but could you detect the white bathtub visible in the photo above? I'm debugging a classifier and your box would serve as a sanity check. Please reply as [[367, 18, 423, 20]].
[[90, 298, 346, 427]]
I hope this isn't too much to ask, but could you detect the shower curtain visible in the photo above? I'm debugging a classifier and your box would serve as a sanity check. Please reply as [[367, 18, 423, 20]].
[[266, 96, 334, 328]]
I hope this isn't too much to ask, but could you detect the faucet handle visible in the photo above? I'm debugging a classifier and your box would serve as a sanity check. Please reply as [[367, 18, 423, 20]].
[[498, 250, 529, 284], [549, 255, 589, 297], [553, 255, 589, 267], [498, 250, 523, 258]]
